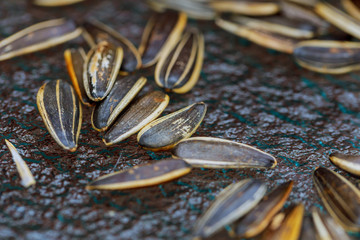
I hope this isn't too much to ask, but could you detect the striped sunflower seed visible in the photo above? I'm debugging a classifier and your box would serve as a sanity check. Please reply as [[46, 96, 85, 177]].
[[0, 18, 82, 61], [329, 152, 360, 176], [193, 179, 267, 239], [233, 181, 293, 238], [33, 0, 84, 6], [312, 207, 351, 240], [64, 48, 93, 107], [172, 137, 277, 169], [155, 29, 204, 94], [91, 75, 147, 132], [260, 203, 304, 240], [313, 167, 360, 232], [209, 1, 280, 16], [138, 11, 187, 68], [342, 0, 360, 21], [299, 216, 316, 240], [86, 158, 191, 190], [215, 17, 297, 53], [36, 79, 82, 152], [83, 40, 123, 101], [294, 40, 360, 74], [5, 140, 36, 188], [137, 102, 207, 151], [82, 19, 141, 73], [103, 91, 170, 146]]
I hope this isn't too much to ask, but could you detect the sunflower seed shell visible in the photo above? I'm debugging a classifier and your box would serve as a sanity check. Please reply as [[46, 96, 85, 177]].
[[342, 0, 360, 21], [299, 216, 317, 240], [33, 0, 84, 6], [210, 1, 280, 16], [329, 152, 360, 176]]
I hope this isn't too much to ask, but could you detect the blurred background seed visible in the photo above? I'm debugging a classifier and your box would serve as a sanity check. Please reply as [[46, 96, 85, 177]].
[[209, 0, 279, 16]]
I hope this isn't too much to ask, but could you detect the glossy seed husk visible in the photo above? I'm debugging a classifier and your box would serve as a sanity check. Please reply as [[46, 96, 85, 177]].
[[313, 167, 360, 231], [36, 80, 82, 152], [5, 140, 36, 188], [137, 102, 207, 151], [155, 29, 204, 94], [104, 91, 170, 146], [342, 0, 360, 21], [82, 19, 141, 73], [312, 207, 351, 240], [209, 1, 280, 16], [329, 152, 360, 176], [234, 181, 293, 238], [83, 41, 123, 101], [138, 11, 187, 68], [0, 18, 82, 62], [172, 137, 277, 169], [33, 0, 84, 6], [64, 48, 93, 107], [91, 75, 147, 132], [260, 203, 304, 240], [215, 17, 296, 54], [294, 40, 360, 74], [193, 179, 267, 239], [86, 158, 191, 190], [299, 216, 316, 240]]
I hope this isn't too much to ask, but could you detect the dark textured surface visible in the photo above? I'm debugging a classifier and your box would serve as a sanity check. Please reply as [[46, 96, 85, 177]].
[[1, 1, 360, 239]]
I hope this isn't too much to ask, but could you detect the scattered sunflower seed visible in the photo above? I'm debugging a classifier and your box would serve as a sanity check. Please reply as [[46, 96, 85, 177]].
[[209, 1, 280, 16], [0, 18, 82, 61], [294, 40, 360, 74], [313, 167, 360, 231], [299, 216, 316, 240], [36, 79, 82, 152], [82, 19, 142, 73], [155, 29, 204, 94], [329, 152, 360, 176], [103, 91, 170, 146], [33, 0, 84, 6], [172, 137, 277, 168], [5, 140, 36, 188], [138, 11, 187, 68], [137, 102, 207, 151], [86, 158, 191, 190], [233, 181, 293, 238], [83, 41, 123, 101], [193, 179, 267, 239], [342, 0, 360, 21], [91, 75, 147, 132], [64, 48, 93, 107]]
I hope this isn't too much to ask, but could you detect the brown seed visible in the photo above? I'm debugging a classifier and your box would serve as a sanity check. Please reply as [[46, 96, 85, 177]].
[[342, 0, 360, 21], [329, 152, 360, 176], [299, 216, 316, 240]]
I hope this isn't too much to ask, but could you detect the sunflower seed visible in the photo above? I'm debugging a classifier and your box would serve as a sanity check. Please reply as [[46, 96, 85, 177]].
[[36, 79, 82, 152], [138, 11, 187, 68], [137, 102, 206, 151], [209, 1, 279, 16], [329, 152, 360, 176], [193, 179, 267, 239], [294, 40, 360, 74], [284, 0, 317, 7], [82, 19, 141, 73], [233, 181, 293, 238], [342, 0, 360, 21], [91, 75, 147, 132], [313, 167, 360, 231], [315, 2, 360, 40], [215, 17, 297, 53], [86, 158, 191, 190], [33, 0, 84, 7], [299, 216, 316, 240], [260, 203, 304, 240], [172, 137, 277, 168], [64, 48, 93, 107], [0, 18, 82, 61], [83, 41, 123, 101], [5, 140, 35, 188], [312, 207, 351, 240], [103, 91, 169, 145]]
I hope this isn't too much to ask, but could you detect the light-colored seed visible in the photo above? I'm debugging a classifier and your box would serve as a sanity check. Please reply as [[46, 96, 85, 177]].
[[342, 0, 360, 21], [33, 0, 84, 6], [209, 1, 279, 16], [329, 152, 360, 176]]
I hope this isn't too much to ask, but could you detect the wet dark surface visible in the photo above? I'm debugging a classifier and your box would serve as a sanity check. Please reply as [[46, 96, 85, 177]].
[[1, 1, 360, 239]]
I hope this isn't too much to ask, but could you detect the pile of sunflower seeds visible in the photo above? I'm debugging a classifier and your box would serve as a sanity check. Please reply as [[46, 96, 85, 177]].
[[2, 0, 360, 239]]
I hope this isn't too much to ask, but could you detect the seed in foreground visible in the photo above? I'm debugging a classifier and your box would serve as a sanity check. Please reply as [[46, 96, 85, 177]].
[[91, 75, 147, 132], [329, 152, 360, 176], [86, 159, 191, 190], [172, 137, 277, 168], [299, 216, 316, 240], [0, 18, 82, 61], [36, 79, 82, 152], [155, 28, 204, 94], [137, 102, 207, 151], [83, 41, 123, 101], [313, 167, 360, 231], [104, 91, 170, 145], [193, 179, 267, 239], [234, 181, 293, 238], [5, 140, 35, 188], [64, 48, 93, 107]]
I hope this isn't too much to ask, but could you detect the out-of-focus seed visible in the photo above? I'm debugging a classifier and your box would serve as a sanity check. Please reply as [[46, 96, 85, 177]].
[[209, 1, 280, 16]]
